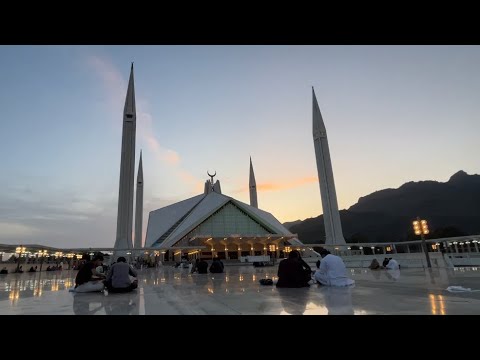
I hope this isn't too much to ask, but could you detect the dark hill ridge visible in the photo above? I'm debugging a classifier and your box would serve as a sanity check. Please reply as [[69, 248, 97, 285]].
[[285, 171, 480, 244]]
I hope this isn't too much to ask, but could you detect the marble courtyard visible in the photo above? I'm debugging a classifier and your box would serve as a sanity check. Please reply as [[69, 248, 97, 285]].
[[1, 265, 479, 315]]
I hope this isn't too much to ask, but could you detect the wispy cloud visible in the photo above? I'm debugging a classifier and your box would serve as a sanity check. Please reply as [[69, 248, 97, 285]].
[[233, 176, 318, 193], [86, 54, 199, 187], [86, 55, 126, 122], [138, 111, 180, 165]]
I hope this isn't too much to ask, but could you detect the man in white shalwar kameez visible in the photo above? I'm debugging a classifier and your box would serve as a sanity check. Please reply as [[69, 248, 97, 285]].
[[314, 249, 355, 287], [385, 258, 399, 270]]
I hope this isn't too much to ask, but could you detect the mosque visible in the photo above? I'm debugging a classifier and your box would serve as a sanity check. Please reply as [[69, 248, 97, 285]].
[[144, 165, 305, 262], [113, 64, 345, 263]]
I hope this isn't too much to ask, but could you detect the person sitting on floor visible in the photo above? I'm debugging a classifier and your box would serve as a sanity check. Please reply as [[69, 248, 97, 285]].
[[384, 258, 400, 270], [369, 258, 383, 270], [190, 259, 199, 274], [28, 266, 36, 272], [298, 251, 313, 284], [0, 267, 8, 274], [314, 249, 355, 287], [104, 257, 138, 293], [197, 259, 208, 274], [74, 254, 105, 293], [209, 257, 224, 273], [276, 250, 311, 288]]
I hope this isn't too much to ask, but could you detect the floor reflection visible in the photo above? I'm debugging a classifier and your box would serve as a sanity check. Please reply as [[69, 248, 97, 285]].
[[73, 291, 140, 315], [320, 286, 354, 315], [0, 271, 74, 303], [429, 294, 446, 315], [277, 288, 310, 315]]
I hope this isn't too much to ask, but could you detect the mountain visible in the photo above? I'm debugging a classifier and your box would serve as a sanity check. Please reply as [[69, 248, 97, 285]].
[[283, 220, 302, 230], [286, 171, 480, 244]]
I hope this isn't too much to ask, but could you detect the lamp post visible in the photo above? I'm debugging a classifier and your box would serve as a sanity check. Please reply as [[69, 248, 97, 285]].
[[413, 217, 431, 268], [38, 250, 48, 272], [15, 246, 26, 273]]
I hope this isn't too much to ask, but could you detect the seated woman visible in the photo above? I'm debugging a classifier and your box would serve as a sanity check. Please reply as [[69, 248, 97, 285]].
[[369, 259, 382, 270], [104, 257, 138, 293], [74, 255, 106, 293], [209, 257, 224, 273], [276, 250, 311, 288], [197, 259, 208, 274]]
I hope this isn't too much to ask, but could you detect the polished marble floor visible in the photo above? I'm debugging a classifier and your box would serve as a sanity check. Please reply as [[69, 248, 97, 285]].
[[0, 265, 479, 315]]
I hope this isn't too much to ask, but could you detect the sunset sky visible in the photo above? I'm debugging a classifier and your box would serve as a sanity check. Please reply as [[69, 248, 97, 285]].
[[1, 45, 479, 248]]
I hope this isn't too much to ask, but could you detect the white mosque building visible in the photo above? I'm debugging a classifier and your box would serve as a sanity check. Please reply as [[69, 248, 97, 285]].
[[144, 167, 308, 262]]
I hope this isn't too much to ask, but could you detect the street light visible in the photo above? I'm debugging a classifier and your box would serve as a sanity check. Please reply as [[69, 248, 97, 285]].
[[14, 246, 27, 273], [413, 217, 432, 268], [38, 250, 48, 272]]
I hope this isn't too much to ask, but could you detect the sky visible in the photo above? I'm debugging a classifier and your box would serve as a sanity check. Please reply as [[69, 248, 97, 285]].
[[1, 45, 479, 248]]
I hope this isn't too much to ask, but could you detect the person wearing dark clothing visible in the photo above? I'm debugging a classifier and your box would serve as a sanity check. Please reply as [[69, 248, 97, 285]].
[[209, 257, 224, 273], [28, 266, 36, 272], [0, 267, 8, 274], [74, 254, 105, 293], [104, 256, 138, 293], [298, 253, 312, 284], [197, 259, 208, 274], [276, 250, 311, 288]]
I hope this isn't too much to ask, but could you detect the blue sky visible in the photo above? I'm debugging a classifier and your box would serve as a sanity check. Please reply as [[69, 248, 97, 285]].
[[1, 45, 479, 248]]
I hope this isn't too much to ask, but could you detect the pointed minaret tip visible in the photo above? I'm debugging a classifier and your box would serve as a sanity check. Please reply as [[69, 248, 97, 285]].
[[124, 63, 136, 118], [312, 86, 326, 135]]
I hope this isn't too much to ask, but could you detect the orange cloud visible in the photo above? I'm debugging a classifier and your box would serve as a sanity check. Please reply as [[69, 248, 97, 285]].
[[236, 176, 318, 193], [232, 176, 318, 194]]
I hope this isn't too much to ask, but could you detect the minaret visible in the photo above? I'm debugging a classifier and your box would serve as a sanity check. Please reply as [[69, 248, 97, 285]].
[[134, 151, 144, 250], [114, 63, 136, 256], [249, 156, 258, 208], [312, 87, 345, 245]]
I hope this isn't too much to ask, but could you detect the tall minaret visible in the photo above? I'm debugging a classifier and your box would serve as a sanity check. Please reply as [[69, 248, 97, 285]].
[[134, 150, 144, 250], [312, 87, 345, 245], [114, 63, 136, 256], [249, 156, 258, 208]]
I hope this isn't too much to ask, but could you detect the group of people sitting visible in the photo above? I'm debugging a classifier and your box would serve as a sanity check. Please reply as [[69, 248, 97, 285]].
[[189, 257, 224, 274], [74, 255, 138, 293], [369, 257, 400, 270], [46, 264, 63, 271], [276, 249, 355, 288]]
